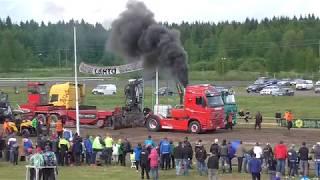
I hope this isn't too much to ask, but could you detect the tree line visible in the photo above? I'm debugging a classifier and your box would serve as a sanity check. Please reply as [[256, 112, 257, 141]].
[[0, 15, 320, 74]]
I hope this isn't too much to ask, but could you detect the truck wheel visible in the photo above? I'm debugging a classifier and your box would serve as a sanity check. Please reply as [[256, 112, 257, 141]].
[[146, 116, 160, 132], [106, 116, 117, 130], [96, 119, 105, 128], [189, 121, 201, 134]]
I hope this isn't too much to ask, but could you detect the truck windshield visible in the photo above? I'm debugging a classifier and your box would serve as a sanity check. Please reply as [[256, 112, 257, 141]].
[[206, 95, 224, 107], [225, 94, 236, 104]]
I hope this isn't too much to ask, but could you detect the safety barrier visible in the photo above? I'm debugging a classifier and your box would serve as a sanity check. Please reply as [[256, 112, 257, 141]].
[[280, 118, 320, 128]]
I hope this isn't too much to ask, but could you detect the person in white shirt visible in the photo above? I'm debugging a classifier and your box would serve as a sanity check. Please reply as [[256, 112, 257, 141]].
[[112, 140, 121, 164], [253, 142, 263, 161]]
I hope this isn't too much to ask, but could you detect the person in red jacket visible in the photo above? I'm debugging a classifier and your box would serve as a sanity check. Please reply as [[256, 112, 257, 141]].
[[274, 141, 288, 177]]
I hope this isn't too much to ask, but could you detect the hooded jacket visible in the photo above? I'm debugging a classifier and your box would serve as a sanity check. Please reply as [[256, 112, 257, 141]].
[[149, 148, 159, 168]]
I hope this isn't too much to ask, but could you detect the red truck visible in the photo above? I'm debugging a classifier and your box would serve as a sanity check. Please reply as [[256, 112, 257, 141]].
[[145, 84, 225, 133]]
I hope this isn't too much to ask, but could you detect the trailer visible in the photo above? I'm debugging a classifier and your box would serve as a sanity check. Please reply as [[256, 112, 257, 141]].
[[20, 82, 113, 128]]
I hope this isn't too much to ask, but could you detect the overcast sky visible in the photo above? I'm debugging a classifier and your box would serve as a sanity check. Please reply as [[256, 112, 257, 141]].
[[1, 0, 320, 27]]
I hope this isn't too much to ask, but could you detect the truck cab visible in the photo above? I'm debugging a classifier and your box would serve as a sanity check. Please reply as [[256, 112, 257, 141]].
[[217, 87, 238, 125], [146, 84, 225, 133]]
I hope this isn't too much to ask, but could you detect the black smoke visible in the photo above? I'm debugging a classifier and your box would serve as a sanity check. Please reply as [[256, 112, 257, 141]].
[[108, 0, 188, 87]]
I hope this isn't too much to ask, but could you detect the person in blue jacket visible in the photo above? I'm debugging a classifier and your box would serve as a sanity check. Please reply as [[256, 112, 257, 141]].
[[160, 137, 171, 170], [84, 135, 93, 165], [134, 143, 142, 171], [144, 135, 156, 150], [249, 153, 262, 180]]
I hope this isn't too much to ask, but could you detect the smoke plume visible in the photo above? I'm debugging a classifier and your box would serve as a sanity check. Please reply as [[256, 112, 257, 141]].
[[108, 0, 188, 87]]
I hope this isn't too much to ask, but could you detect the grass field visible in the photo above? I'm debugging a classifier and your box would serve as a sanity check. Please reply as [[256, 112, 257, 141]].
[[0, 161, 272, 180]]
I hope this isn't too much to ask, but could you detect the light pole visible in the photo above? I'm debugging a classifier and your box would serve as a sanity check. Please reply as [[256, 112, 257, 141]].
[[221, 57, 226, 80]]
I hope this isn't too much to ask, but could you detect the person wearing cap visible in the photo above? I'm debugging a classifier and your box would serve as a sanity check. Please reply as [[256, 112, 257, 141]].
[[274, 141, 288, 176], [29, 147, 45, 180], [43, 145, 57, 180], [288, 144, 298, 178], [312, 142, 320, 178], [210, 139, 220, 158], [160, 137, 171, 170], [298, 141, 309, 177]]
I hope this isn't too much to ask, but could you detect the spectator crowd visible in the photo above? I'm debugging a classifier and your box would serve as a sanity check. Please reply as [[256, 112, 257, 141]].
[[1, 130, 320, 180]]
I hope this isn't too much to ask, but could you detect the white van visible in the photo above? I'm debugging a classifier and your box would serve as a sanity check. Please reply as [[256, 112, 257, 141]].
[[92, 84, 117, 95]]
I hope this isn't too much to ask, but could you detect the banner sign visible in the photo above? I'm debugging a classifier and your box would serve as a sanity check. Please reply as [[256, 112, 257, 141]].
[[79, 61, 143, 76], [280, 119, 320, 128]]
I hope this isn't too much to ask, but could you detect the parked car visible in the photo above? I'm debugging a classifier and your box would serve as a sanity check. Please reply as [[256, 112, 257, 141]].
[[92, 84, 117, 95], [246, 83, 266, 93], [260, 85, 280, 95], [154, 87, 174, 96], [315, 81, 320, 86], [272, 88, 295, 96], [277, 79, 291, 86], [290, 79, 304, 86], [295, 80, 314, 90], [266, 79, 279, 85], [315, 85, 320, 93]]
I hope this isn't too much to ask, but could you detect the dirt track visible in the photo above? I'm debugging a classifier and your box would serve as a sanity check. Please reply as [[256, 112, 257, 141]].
[[80, 126, 320, 148]]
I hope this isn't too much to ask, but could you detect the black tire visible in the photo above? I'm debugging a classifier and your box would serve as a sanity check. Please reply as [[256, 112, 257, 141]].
[[92, 91, 98, 95], [96, 119, 105, 128], [106, 116, 117, 130], [146, 116, 160, 132], [188, 121, 201, 134]]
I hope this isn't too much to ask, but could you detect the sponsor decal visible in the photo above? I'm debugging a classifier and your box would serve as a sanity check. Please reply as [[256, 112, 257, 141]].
[[79, 61, 143, 76], [161, 126, 173, 129], [79, 114, 96, 119]]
